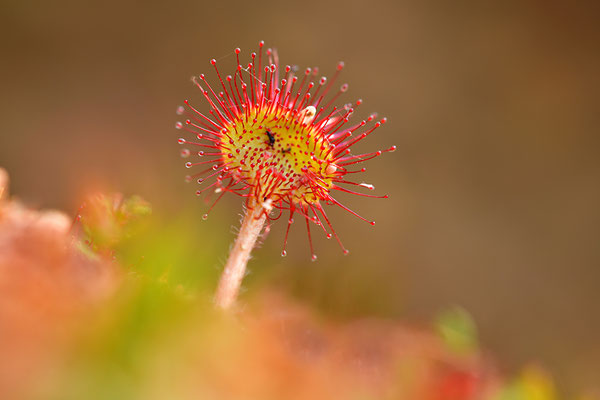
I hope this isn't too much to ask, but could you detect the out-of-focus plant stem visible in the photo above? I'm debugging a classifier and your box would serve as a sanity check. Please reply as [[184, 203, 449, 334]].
[[214, 204, 266, 309]]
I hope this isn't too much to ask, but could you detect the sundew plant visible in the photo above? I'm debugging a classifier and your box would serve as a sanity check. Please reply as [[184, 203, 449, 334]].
[[0, 40, 575, 400], [176, 41, 395, 308]]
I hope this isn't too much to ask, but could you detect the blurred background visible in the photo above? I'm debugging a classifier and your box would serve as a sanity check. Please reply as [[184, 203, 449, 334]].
[[1, 0, 599, 396]]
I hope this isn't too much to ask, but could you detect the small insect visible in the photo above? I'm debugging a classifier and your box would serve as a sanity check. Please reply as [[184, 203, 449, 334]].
[[265, 129, 276, 147], [281, 147, 292, 154]]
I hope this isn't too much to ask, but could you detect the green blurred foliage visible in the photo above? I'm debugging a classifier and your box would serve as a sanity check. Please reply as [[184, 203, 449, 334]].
[[34, 195, 225, 400], [80, 193, 226, 293], [435, 306, 479, 355], [80, 194, 151, 252], [493, 366, 558, 400]]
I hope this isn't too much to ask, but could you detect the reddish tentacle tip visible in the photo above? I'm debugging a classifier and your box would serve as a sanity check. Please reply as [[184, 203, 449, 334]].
[[370, 221, 376, 226], [281, 250, 287, 257], [337, 61, 345, 70], [202, 214, 208, 220], [235, 48, 241, 54], [210, 59, 216, 65], [343, 249, 350, 255], [311, 254, 318, 262], [389, 145, 397, 152]]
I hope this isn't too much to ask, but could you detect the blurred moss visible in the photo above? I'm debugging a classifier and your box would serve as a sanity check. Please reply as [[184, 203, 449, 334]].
[[9, 193, 571, 400]]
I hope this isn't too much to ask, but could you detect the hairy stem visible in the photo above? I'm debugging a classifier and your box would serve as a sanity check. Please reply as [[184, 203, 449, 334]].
[[214, 205, 267, 309]]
